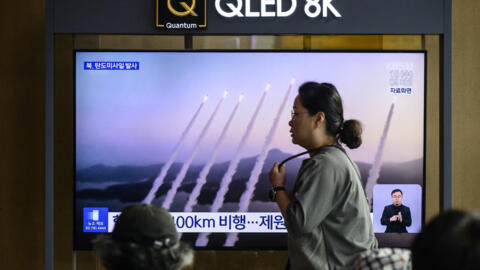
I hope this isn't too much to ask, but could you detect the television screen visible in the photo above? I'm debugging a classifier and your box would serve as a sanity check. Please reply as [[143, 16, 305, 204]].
[[75, 50, 425, 249]]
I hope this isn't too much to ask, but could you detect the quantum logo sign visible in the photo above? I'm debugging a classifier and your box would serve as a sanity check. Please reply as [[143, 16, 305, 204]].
[[156, 0, 207, 29]]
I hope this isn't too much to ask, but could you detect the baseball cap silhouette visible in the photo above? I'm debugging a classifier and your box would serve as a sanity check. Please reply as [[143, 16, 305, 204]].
[[112, 204, 178, 248]]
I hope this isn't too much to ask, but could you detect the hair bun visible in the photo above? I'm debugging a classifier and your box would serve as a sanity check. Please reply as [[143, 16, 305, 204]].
[[339, 119, 362, 149]]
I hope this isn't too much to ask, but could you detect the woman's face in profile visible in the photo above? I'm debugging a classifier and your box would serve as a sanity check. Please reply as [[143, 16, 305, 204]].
[[289, 96, 314, 148]]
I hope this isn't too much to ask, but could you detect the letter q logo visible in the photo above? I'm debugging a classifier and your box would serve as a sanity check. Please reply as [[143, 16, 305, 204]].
[[167, 0, 198, 17]]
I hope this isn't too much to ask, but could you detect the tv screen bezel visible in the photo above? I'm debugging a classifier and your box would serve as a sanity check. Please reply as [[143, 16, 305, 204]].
[[73, 49, 427, 250]]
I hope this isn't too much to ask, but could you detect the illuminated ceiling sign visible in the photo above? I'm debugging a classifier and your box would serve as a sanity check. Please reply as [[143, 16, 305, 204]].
[[215, 0, 341, 18]]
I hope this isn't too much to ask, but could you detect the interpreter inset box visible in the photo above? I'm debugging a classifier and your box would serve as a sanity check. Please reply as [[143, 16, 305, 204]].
[[372, 184, 422, 233]]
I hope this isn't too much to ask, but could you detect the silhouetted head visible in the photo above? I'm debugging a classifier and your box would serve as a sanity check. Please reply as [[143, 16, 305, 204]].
[[94, 204, 193, 270], [411, 209, 480, 270]]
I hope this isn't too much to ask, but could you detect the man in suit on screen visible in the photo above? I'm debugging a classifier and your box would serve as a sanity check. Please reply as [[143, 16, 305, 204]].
[[380, 189, 412, 233]]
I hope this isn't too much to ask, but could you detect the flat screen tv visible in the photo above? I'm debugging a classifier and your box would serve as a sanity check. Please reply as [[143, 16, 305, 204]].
[[75, 50, 425, 250]]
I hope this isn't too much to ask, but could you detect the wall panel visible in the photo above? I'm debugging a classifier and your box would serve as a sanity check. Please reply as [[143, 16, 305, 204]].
[[0, 0, 45, 268], [452, 0, 480, 210], [54, 34, 75, 270], [424, 35, 441, 221]]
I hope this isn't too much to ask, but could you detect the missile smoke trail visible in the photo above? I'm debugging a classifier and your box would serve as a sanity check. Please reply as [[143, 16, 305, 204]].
[[196, 84, 270, 247], [162, 91, 228, 210], [365, 98, 396, 209], [225, 79, 295, 247], [143, 95, 208, 204], [184, 94, 244, 213]]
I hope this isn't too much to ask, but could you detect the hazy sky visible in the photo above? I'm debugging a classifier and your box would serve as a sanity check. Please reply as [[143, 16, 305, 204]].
[[76, 52, 424, 169]]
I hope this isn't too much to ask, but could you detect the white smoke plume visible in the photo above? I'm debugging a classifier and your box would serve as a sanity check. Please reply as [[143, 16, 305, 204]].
[[143, 95, 208, 204], [162, 91, 228, 209], [225, 78, 295, 246], [365, 100, 396, 209], [196, 84, 270, 247], [184, 94, 244, 212]]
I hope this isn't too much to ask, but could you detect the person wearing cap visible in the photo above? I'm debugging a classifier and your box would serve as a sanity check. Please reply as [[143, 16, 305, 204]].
[[94, 204, 193, 270]]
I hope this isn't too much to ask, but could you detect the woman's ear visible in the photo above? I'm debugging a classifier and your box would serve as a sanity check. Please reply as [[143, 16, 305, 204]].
[[314, 112, 325, 127]]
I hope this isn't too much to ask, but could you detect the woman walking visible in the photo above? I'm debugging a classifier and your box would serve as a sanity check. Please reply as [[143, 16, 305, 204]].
[[269, 82, 377, 270]]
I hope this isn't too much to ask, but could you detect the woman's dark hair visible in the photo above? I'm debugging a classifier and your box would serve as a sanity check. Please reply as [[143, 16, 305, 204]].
[[411, 210, 480, 270], [298, 82, 362, 149]]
